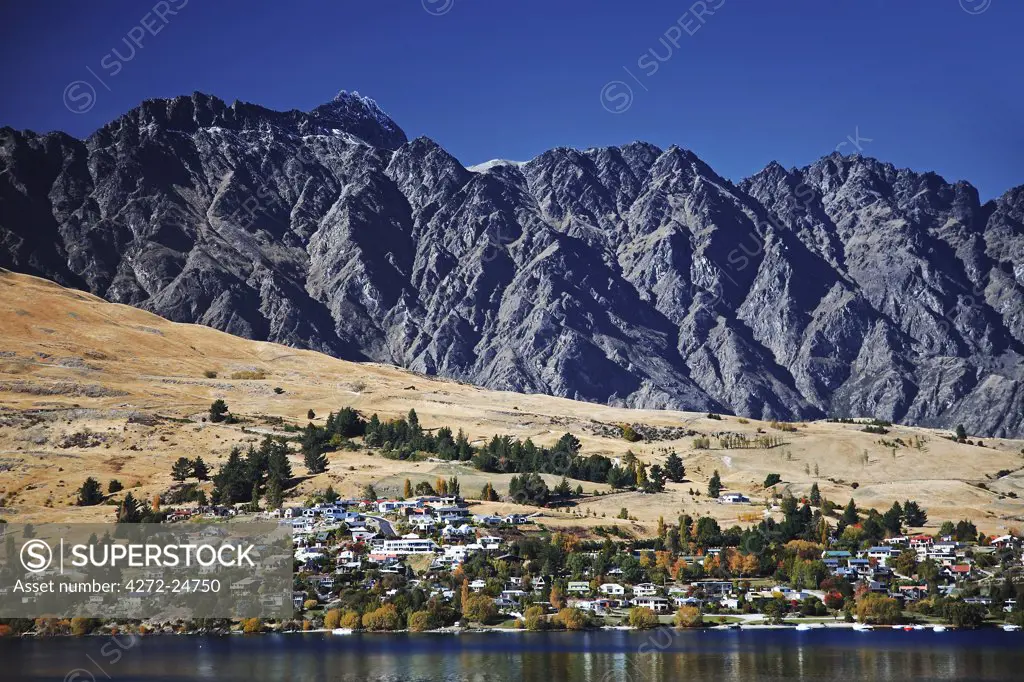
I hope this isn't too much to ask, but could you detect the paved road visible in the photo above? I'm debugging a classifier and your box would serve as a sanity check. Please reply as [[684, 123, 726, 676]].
[[363, 515, 397, 538]]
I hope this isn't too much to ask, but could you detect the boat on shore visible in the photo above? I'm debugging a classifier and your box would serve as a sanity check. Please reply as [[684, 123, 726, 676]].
[[1002, 624, 1021, 632], [332, 628, 354, 636], [852, 624, 873, 632], [932, 626, 947, 633]]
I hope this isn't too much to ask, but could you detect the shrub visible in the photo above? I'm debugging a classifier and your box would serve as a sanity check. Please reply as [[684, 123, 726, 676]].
[[707, 413, 722, 420], [203, 370, 217, 378], [242, 618, 263, 633], [692, 436, 710, 450], [628, 607, 659, 629], [621, 425, 642, 442], [674, 606, 703, 628], [107, 479, 123, 494], [273, 387, 284, 394], [231, 370, 267, 380], [763, 473, 782, 488]]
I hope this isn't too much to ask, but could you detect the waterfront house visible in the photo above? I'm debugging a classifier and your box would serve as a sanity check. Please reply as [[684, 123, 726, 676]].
[[599, 583, 625, 596], [632, 596, 671, 613]]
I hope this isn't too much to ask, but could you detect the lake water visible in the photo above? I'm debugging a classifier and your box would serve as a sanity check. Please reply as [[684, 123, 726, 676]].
[[2, 629, 1022, 682]]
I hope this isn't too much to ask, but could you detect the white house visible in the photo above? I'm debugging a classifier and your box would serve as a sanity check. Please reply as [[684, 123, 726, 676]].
[[442, 524, 474, 538], [294, 548, 325, 563], [350, 527, 377, 542], [409, 514, 437, 532], [378, 534, 440, 555], [632, 596, 671, 613], [478, 536, 502, 551], [632, 583, 659, 597], [469, 579, 487, 592], [720, 493, 750, 504], [504, 514, 528, 525], [599, 583, 625, 596], [567, 581, 591, 594]]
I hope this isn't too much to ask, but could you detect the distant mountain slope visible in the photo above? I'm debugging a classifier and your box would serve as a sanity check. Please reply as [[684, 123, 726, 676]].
[[1, 91, 1022, 436]]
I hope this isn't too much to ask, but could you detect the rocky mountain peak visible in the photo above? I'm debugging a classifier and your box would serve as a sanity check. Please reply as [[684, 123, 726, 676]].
[[309, 90, 407, 149], [1, 91, 1022, 437]]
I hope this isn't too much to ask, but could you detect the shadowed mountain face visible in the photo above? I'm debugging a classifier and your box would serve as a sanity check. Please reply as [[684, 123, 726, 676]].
[[2, 92, 1022, 436]]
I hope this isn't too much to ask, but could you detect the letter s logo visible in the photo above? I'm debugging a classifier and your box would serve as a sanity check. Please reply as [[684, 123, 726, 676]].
[[21, 539, 53, 573]]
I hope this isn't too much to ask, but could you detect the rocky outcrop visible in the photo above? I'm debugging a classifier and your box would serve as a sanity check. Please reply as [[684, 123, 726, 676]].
[[2, 91, 1022, 436]]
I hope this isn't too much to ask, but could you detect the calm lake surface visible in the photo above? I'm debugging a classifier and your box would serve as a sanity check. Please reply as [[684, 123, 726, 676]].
[[2, 629, 1022, 682]]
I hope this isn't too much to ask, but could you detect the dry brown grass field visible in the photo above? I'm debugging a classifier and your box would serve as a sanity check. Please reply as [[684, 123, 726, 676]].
[[1, 270, 1022, 536]]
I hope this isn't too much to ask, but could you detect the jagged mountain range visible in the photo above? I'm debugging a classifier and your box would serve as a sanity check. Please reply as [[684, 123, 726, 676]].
[[1, 92, 1022, 436]]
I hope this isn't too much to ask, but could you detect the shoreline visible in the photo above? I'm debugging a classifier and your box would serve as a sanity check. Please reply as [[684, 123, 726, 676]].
[[10, 621, 1018, 638]]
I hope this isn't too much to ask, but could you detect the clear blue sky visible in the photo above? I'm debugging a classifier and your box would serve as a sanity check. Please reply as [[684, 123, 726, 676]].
[[1, 0, 1021, 199]]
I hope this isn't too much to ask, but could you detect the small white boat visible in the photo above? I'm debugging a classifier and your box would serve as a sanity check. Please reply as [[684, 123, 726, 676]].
[[795, 624, 812, 631], [1002, 624, 1021, 632], [852, 624, 873, 632], [913, 625, 926, 630], [332, 628, 354, 635], [932, 625, 947, 633]]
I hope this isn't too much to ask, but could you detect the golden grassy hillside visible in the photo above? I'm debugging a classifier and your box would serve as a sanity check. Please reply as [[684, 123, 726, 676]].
[[1, 270, 1022, 535]]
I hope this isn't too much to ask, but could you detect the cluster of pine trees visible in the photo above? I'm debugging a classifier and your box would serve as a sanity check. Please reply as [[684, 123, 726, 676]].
[[472, 433, 614, 485], [211, 436, 293, 508]]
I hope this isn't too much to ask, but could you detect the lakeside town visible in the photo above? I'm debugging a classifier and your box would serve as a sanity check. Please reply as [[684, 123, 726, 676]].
[[2, 401, 1023, 638], [264, 488, 1024, 634]]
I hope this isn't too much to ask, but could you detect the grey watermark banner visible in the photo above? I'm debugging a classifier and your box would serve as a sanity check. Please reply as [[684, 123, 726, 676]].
[[0, 522, 293, 619]]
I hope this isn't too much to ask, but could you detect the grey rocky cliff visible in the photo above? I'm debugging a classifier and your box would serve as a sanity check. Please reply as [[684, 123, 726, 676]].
[[1, 91, 1022, 436]]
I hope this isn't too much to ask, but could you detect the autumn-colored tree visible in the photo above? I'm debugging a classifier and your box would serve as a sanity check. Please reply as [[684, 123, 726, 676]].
[[674, 606, 703, 628], [323, 609, 342, 630], [362, 604, 401, 631], [403, 479, 413, 499], [551, 532, 579, 553], [556, 607, 590, 630], [408, 611, 434, 632], [784, 540, 821, 560], [70, 618, 97, 636], [460, 578, 471, 614], [855, 594, 902, 625], [242, 618, 263, 633], [340, 611, 362, 630], [523, 605, 548, 631], [435, 478, 449, 496], [657, 515, 666, 539], [550, 585, 565, 610], [628, 607, 659, 629], [463, 595, 499, 624]]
